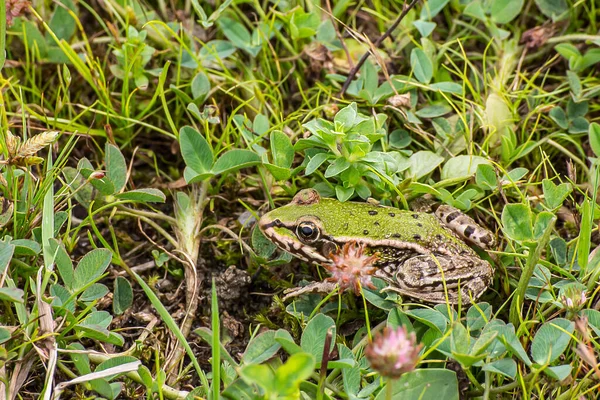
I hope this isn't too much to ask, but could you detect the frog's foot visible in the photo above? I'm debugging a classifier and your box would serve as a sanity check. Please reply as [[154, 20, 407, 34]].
[[377, 254, 493, 304], [282, 281, 339, 301], [435, 205, 496, 249]]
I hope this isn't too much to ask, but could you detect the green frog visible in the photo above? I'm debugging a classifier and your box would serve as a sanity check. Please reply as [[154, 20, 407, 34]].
[[259, 189, 495, 304]]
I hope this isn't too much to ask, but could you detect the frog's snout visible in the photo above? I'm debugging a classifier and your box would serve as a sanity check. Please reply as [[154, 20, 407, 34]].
[[258, 213, 281, 233]]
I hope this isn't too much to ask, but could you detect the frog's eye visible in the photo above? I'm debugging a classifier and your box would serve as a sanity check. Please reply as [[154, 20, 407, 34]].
[[296, 221, 320, 243]]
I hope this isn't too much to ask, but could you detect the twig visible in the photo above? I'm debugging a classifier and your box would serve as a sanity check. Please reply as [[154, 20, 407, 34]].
[[340, 0, 420, 96], [324, 0, 354, 69]]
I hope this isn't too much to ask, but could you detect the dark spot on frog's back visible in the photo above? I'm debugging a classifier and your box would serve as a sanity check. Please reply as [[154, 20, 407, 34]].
[[392, 233, 401, 238], [412, 214, 419, 219], [416, 223, 423, 227], [343, 222, 349, 231], [480, 235, 492, 244], [388, 212, 395, 217], [436, 234, 443, 240], [363, 229, 369, 235], [374, 221, 380, 226], [446, 211, 461, 223], [368, 210, 378, 216], [464, 226, 475, 237], [413, 234, 421, 240]]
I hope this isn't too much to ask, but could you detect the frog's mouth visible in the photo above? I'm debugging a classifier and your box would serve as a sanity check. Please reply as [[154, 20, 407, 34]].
[[259, 216, 331, 265]]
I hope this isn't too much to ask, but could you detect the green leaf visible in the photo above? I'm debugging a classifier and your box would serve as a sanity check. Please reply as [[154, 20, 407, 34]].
[[503, 167, 529, 183], [535, 0, 568, 20], [450, 321, 470, 355], [578, 199, 592, 271], [475, 164, 497, 191], [542, 179, 571, 210], [501, 203, 533, 242], [482, 358, 517, 379], [274, 353, 315, 396], [441, 155, 491, 181], [275, 329, 304, 355], [407, 151, 444, 179], [179, 126, 214, 177], [264, 163, 291, 181], [115, 189, 166, 203], [335, 185, 354, 202], [0, 327, 11, 344], [410, 48, 433, 83], [467, 303, 492, 331], [567, 99, 588, 119], [412, 20, 436, 37], [191, 71, 211, 101], [420, 0, 450, 19], [589, 123, 600, 158], [300, 314, 336, 363], [544, 364, 572, 380], [405, 308, 448, 333], [428, 81, 463, 94], [47, 0, 77, 41], [324, 158, 350, 177], [334, 103, 357, 129], [290, 10, 320, 39], [549, 107, 568, 129], [567, 70, 582, 98], [339, 344, 360, 395], [582, 309, 600, 338], [20, 21, 49, 58], [113, 276, 133, 315], [105, 143, 127, 194], [0, 287, 24, 303], [12, 239, 41, 256], [490, 0, 524, 23], [240, 364, 275, 393], [555, 43, 581, 63], [531, 318, 574, 364], [377, 369, 459, 400], [212, 149, 261, 175], [533, 212, 556, 240], [80, 283, 109, 302], [305, 153, 331, 175], [270, 130, 294, 169], [568, 117, 589, 134], [484, 320, 532, 366], [242, 330, 281, 365], [218, 16, 258, 56], [0, 240, 14, 275], [463, 1, 486, 20], [251, 226, 277, 259], [73, 249, 113, 292], [253, 114, 270, 135], [415, 104, 451, 118]]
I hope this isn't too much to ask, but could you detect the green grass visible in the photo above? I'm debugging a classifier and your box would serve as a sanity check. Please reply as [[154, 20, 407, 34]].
[[0, 0, 599, 398]]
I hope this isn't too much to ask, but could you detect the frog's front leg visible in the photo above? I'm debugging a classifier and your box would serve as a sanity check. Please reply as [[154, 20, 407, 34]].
[[435, 205, 496, 249], [377, 254, 493, 304]]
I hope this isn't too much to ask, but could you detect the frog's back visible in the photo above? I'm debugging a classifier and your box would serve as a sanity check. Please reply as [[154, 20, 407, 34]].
[[310, 199, 470, 252]]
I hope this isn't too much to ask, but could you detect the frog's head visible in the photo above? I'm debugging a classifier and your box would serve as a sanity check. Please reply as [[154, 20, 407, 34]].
[[259, 189, 339, 265]]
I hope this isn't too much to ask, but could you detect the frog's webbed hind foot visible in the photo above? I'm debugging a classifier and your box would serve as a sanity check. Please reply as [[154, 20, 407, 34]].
[[377, 254, 493, 304]]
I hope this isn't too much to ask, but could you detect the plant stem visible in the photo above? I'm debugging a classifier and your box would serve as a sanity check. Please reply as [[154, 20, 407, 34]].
[[386, 378, 393, 400], [509, 216, 556, 327]]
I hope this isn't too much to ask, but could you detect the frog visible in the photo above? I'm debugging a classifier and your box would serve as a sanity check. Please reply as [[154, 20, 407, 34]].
[[258, 189, 496, 304]]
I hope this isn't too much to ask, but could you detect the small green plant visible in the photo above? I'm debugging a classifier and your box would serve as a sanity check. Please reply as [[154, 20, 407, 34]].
[[110, 27, 156, 90]]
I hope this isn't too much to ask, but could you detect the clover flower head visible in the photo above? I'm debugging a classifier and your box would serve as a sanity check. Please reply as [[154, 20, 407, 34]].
[[365, 326, 422, 379], [324, 241, 378, 295]]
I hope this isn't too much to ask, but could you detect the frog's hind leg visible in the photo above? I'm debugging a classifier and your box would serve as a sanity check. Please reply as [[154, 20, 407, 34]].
[[377, 254, 493, 304], [435, 205, 496, 249]]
